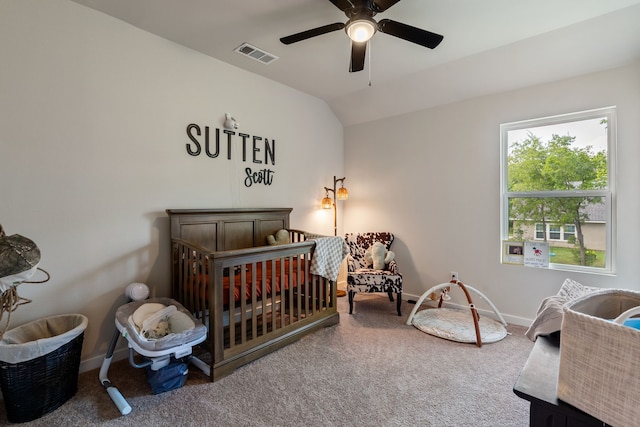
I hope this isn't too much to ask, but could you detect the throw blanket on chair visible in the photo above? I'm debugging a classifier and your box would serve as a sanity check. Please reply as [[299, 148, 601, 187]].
[[303, 233, 349, 282]]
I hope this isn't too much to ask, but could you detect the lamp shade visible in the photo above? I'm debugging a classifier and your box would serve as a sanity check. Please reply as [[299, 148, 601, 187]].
[[346, 19, 376, 42], [321, 196, 333, 209], [337, 186, 349, 200]]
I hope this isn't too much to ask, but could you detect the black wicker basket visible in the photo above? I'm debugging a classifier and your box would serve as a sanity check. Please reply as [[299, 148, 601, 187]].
[[0, 332, 84, 423]]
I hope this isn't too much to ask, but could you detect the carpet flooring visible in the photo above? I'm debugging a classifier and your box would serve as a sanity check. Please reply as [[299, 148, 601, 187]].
[[0, 294, 534, 426]]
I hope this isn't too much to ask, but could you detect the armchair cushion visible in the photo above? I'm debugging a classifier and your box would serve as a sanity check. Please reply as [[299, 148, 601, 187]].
[[347, 269, 403, 294]]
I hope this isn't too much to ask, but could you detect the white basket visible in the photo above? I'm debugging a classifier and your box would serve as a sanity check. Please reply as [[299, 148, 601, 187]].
[[558, 289, 640, 427]]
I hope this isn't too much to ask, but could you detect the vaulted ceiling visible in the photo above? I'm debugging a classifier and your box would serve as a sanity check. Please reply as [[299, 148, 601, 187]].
[[72, 0, 640, 126]]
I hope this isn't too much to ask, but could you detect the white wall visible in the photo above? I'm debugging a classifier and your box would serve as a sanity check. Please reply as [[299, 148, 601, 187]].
[[0, 0, 344, 370], [344, 62, 640, 324]]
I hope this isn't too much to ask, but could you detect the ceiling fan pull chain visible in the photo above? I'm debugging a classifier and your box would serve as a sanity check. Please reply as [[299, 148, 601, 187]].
[[368, 39, 372, 86]]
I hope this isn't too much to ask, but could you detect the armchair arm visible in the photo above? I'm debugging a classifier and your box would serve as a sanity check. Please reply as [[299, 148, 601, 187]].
[[347, 254, 356, 272]]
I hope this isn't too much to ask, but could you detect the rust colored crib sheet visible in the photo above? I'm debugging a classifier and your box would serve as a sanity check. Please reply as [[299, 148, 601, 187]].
[[187, 258, 308, 307], [224, 258, 306, 305]]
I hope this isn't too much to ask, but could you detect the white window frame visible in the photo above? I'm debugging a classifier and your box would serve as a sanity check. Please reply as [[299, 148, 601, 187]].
[[500, 107, 617, 275]]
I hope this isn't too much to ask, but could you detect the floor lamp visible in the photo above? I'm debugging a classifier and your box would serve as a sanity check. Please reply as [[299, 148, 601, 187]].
[[322, 176, 348, 297]]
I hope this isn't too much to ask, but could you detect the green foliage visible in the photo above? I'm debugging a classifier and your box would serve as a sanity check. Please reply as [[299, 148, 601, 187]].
[[508, 131, 607, 266], [508, 132, 606, 193], [550, 246, 604, 268]]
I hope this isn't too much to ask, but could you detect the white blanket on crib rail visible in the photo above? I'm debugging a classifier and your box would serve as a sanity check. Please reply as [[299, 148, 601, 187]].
[[303, 233, 349, 282]]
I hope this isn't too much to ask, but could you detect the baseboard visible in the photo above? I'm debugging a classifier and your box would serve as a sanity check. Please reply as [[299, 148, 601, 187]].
[[80, 346, 129, 374]]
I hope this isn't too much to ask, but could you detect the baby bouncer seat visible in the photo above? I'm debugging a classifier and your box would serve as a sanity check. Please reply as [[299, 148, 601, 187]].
[[100, 284, 209, 415]]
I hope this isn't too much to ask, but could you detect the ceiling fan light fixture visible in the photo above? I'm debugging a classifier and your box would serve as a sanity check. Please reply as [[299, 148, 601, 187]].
[[279, 1, 445, 73], [346, 19, 376, 42]]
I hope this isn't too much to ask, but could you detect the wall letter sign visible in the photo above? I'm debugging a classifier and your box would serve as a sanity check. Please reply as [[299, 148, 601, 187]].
[[185, 123, 276, 187]]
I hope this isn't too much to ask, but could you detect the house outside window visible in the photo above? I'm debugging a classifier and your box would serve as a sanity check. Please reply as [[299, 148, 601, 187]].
[[500, 107, 616, 274]]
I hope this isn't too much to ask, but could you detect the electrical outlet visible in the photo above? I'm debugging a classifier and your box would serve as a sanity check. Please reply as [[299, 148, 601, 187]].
[[450, 271, 458, 282]]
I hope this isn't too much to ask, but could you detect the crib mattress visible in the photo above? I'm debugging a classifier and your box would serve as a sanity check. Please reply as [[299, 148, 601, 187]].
[[116, 297, 207, 352]]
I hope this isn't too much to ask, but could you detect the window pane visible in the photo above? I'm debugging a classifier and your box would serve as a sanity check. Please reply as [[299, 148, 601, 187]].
[[507, 196, 607, 268], [564, 225, 576, 240], [507, 117, 608, 192]]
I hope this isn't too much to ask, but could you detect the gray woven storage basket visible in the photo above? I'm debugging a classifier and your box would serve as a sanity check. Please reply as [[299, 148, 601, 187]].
[[558, 289, 640, 427], [0, 314, 88, 423]]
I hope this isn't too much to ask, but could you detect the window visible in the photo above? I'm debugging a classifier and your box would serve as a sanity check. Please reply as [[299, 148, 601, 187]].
[[500, 107, 616, 274], [535, 224, 576, 241], [564, 224, 575, 241], [548, 225, 561, 240]]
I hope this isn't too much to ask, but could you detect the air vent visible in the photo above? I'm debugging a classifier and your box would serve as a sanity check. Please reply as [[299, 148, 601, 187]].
[[234, 43, 279, 65]]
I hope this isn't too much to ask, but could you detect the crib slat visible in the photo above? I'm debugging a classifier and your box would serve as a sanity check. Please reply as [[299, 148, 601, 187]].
[[251, 261, 258, 340], [296, 255, 302, 321], [270, 258, 276, 332], [200, 254, 208, 326], [210, 259, 223, 364], [287, 255, 294, 325], [279, 257, 286, 329], [228, 267, 236, 348], [182, 247, 190, 310], [304, 256, 309, 317], [316, 275, 322, 312], [240, 264, 247, 344], [187, 249, 196, 316], [311, 256, 318, 313], [174, 243, 182, 300], [260, 260, 266, 336]]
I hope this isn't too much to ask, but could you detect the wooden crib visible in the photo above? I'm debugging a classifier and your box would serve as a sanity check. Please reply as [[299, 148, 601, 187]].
[[166, 208, 340, 381]]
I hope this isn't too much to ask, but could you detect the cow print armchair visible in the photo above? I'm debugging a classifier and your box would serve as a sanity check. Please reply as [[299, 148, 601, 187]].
[[344, 232, 403, 316]]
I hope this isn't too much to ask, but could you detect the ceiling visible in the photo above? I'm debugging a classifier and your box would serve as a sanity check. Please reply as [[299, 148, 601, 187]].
[[72, 0, 640, 126]]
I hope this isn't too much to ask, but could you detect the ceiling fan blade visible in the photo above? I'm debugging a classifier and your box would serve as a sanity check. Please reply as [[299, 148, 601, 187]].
[[327, 0, 354, 12], [378, 19, 444, 49], [280, 22, 345, 45], [373, 0, 402, 13], [349, 41, 366, 72]]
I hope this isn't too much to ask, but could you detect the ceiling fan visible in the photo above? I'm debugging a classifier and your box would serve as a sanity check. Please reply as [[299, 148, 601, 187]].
[[279, 0, 444, 73]]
